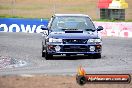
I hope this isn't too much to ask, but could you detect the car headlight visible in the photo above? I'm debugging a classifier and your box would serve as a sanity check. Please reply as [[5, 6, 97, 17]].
[[88, 39, 101, 43], [49, 38, 62, 43]]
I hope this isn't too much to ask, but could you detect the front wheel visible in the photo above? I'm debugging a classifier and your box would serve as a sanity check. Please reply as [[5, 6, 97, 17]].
[[45, 51, 53, 60], [95, 53, 101, 59], [42, 45, 45, 57]]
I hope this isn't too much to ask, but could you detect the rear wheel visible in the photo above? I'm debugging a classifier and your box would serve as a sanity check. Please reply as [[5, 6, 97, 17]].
[[45, 51, 53, 60]]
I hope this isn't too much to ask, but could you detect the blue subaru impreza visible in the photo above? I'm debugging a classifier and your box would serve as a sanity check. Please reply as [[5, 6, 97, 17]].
[[41, 14, 103, 60]]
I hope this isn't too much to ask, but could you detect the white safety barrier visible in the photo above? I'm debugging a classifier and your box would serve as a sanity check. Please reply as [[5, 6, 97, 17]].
[[94, 22, 132, 38]]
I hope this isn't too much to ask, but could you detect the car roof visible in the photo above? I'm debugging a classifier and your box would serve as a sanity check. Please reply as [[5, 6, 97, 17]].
[[54, 14, 90, 17]]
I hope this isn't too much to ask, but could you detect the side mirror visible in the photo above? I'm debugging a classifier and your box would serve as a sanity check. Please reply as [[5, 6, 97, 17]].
[[41, 26, 48, 30], [41, 26, 49, 35], [97, 26, 103, 31]]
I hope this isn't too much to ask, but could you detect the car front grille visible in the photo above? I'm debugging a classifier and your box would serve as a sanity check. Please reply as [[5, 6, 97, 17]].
[[63, 45, 87, 52], [63, 39, 87, 44]]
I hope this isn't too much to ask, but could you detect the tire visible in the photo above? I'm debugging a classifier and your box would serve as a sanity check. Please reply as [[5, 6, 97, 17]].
[[42, 45, 45, 57], [95, 53, 101, 59], [45, 51, 53, 60]]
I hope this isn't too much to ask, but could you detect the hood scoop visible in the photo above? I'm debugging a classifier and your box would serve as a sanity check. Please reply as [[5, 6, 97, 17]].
[[65, 30, 83, 33]]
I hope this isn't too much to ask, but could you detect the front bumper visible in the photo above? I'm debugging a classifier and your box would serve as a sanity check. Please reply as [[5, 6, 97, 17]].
[[46, 43, 102, 55]]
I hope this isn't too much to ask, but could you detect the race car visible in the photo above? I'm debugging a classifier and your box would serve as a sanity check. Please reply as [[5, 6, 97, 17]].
[[41, 14, 103, 60]]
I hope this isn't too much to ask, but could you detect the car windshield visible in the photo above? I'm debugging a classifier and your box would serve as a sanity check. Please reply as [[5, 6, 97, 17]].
[[50, 16, 95, 32]]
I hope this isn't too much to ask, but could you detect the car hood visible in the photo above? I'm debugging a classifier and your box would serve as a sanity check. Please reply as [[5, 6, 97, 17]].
[[48, 31, 99, 39]]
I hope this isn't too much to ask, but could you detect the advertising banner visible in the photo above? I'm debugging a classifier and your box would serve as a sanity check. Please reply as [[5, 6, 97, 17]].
[[95, 22, 132, 37], [0, 18, 48, 33]]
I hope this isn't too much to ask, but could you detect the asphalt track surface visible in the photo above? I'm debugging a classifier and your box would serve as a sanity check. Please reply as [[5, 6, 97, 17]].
[[0, 32, 132, 75]]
